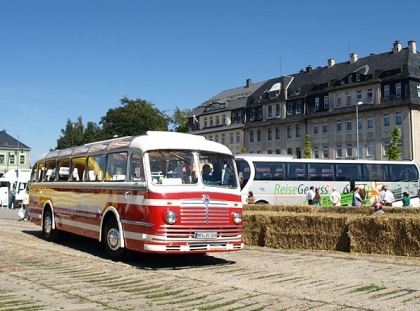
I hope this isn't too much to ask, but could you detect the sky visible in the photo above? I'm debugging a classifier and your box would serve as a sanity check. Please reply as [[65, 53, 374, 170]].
[[1, 0, 420, 166]]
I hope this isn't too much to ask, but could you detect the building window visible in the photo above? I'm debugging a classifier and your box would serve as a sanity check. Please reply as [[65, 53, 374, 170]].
[[222, 134, 226, 144], [250, 130, 254, 142], [251, 109, 255, 120], [367, 88, 373, 102], [238, 111, 242, 123], [287, 148, 293, 155], [9, 154, 15, 164], [19, 155, 25, 165], [367, 115, 373, 129], [384, 112, 390, 127], [0, 154, 4, 164], [209, 135, 213, 141], [323, 146, 329, 158], [356, 74, 361, 82], [322, 121, 328, 134], [396, 111, 402, 125], [276, 104, 281, 117], [346, 92, 352, 105], [314, 147, 319, 159], [275, 149, 281, 154], [268, 105, 273, 118], [268, 150, 272, 154], [215, 134, 219, 143], [231, 113, 235, 123], [367, 141, 375, 156], [222, 115, 226, 125], [257, 129, 261, 141], [275, 127, 280, 140], [346, 118, 352, 131], [287, 125, 292, 138], [336, 144, 342, 158], [384, 140, 390, 154], [358, 144, 363, 158], [230, 133, 234, 144], [216, 115, 220, 125], [296, 124, 301, 137], [204, 118, 208, 127], [236, 132, 240, 143], [258, 107, 262, 120], [347, 144, 353, 157], [396, 83, 402, 98], [358, 116, 362, 130], [268, 128, 272, 140], [296, 101, 303, 114], [336, 119, 342, 132], [210, 117, 213, 126], [417, 84, 420, 97], [336, 94, 342, 107], [357, 90, 362, 102], [287, 102, 293, 115], [324, 96, 329, 109], [348, 75, 353, 83], [384, 85, 390, 99], [315, 97, 319, 110], [313, 122, 318, 135]]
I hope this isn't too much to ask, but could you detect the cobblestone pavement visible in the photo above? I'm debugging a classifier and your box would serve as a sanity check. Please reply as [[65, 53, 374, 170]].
[[1, 211, 420, 310]]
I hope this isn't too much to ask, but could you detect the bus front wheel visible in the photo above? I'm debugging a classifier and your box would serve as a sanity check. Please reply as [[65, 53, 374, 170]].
[[43, 209, 61, 242], [103, 218, 130, 261]]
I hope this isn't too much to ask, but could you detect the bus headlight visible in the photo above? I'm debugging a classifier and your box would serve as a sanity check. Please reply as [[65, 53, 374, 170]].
[[165, 211, 178, 225], [232, 212, 242, 225]]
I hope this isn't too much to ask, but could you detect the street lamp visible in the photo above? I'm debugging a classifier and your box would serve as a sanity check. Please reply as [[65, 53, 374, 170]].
[[356, 102, 362, 159]]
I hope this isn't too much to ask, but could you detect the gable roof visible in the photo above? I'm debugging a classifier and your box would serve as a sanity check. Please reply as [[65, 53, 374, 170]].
[[0, 130, 31, 150]]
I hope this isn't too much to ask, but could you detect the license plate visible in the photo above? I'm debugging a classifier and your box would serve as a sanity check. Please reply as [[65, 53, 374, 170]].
[[194, 232, 217, 239]]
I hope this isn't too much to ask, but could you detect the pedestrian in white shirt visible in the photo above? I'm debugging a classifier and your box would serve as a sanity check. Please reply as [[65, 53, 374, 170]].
[[330, 187, 341, 206], [307, 186, 315, 205], [383, 186, 395, 206]]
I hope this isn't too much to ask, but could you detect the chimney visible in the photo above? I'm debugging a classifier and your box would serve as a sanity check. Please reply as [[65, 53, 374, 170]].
[[328, 58, 335, 68], [306, 65, 312, 73], [350, 53, 358, 63], [393, 40, 402, 53], [408, 40, 417, 54], [246, 78, 252, 88]]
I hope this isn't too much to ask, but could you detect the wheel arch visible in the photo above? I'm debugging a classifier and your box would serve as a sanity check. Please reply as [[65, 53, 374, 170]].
[[41, 200, 55, 230], [99, 206, 125, 248]]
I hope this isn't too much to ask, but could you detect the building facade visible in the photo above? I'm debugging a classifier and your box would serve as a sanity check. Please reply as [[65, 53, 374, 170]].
[[0, 130, 31, 174], [190, 40, 420, 163]]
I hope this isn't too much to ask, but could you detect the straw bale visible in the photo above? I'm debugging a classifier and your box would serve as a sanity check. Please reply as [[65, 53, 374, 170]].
[[348, 215, 420, 256], [243, 212, 271, 247]]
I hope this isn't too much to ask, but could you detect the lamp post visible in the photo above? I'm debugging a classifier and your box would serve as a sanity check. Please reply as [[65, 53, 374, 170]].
[[356, 102, 362, 159]]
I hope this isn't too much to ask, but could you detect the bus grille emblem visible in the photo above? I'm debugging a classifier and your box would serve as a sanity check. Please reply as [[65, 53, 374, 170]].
[[202, 194, 210, 224]]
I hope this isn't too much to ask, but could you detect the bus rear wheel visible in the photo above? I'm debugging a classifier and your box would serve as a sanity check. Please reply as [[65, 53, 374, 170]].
[[103, 218, 130, 261], [43, 209, 61, 242]]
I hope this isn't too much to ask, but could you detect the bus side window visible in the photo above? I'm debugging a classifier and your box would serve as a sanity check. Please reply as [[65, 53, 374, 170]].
[[106, 152, 128, 181], [44, 160, 57, 181], [70, 157, 87, 181], [130, 153, 145, 181]]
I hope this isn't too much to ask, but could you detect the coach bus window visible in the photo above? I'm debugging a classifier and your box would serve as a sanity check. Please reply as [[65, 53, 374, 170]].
[[106, 152, 128, 181], [271, 162, 286, 180], [308, 163, 334, 181], [364, 164, 388, 181], [44, 160, 57, 181], [389, 164, 419, 182], [129, 153, 145, 181], [198, 152, 237, 187], [70, 157, 87, 181], [335, 164, 362, 181], [86, 154, 106, 181], [235, 159, 250, 189], [57, 159, 70, 181], [287, 163, 307, 180]]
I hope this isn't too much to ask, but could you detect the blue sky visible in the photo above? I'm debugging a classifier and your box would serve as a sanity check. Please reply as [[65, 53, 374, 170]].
[[1, 0, 420, 165]]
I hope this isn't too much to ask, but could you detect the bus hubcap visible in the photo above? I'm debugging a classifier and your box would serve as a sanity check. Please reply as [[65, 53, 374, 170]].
[[107, 228, 120, 250]]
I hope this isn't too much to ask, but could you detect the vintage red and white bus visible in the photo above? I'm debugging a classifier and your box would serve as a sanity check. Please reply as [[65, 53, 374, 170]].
[[28, 131, 243, 260]]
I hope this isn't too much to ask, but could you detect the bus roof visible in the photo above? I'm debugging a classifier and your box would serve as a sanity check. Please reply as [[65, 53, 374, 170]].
[[35, 131, 233, 162]]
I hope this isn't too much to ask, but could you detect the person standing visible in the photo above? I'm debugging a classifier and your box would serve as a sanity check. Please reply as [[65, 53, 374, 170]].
[[352, 187, 365, 206], [307, 186, 315, 205], [9, 186, 16, 209], [247, 191, 255, 204], [330, 187, 341, 206], [383, 186, 395, 206], [313, 188, 322, 206]]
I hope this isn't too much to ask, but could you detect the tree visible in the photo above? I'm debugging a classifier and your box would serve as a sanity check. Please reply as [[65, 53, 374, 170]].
[[171, 106, 191, 133], [56, 117, 86, 149], [385, 126, 402, 161], [100, 97, 170, 139], [304, 134, 311, 158]]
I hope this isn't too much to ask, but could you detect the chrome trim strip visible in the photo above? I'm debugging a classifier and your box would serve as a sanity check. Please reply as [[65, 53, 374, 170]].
[[120, 219, 154, 227]]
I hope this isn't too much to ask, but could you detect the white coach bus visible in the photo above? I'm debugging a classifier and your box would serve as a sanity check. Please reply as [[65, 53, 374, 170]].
[[235, 154, 420, 206], [29, 131, 243, 261]]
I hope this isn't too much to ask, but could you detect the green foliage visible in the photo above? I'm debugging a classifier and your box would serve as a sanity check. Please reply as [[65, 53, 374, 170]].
[[100, 97, 169, 139], [304, 134, 311, 158], [56, 117, 86, 149], [385, 126, 402, 161], [171, 106, 191, 133]]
